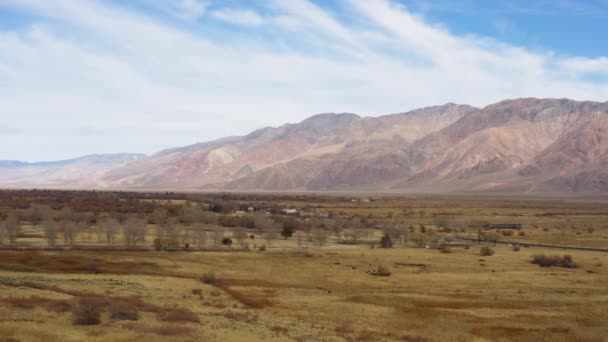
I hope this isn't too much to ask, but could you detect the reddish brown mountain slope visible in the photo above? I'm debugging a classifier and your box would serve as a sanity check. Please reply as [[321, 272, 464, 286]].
[[2, 98, 607, 193]]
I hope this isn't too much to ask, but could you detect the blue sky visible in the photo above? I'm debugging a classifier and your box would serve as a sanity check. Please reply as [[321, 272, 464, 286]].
[[1, 0, 607, 161]]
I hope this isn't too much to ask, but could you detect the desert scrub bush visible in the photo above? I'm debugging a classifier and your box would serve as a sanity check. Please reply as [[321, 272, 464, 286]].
[[380, 233, 393, 248], [158, 307, 200, 323], [109, 303, 139, 321], [531, 254, 577, 268], [438, 245, 452, 253], [201, 272, 217, 285], [518, 230, 526, 236], [72, 297, 102, 325], [480, 246, 495, 256], [371, 264, 391, 276], [153, 238, 179, 251], [334, 321, 354, 337], [123, 322, 194, 337], [271, 325, 289, 336], [214, 310, 258, 324], [501, 230, 514, 237], [512, 245, 520, 252]]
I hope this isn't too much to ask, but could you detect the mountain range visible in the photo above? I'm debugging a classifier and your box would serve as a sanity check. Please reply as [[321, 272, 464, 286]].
[[2, 98, 608, 193]]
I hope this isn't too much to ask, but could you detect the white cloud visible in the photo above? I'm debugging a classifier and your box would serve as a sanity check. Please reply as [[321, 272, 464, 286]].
[[558, 57, 608, 75], [151, 0, 208, 20], [212, 9, 264, 26], [0, 0, 606, 161]]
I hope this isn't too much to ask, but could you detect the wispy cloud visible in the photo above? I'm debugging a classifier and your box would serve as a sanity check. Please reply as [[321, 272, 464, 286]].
[[559, 57, 608, 75], [0, 0, 606, 161], [211, 8, 264, 26], [156, 0, 208, 20]]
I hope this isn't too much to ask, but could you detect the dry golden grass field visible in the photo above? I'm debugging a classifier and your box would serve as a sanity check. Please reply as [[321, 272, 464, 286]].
[[0, 191, 607, 341]]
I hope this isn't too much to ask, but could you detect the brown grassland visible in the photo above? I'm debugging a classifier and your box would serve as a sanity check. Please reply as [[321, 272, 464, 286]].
[[0, 190, 607, 341]]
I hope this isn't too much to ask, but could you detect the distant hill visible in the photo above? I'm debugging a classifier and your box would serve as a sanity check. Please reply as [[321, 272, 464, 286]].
[[0, 154, 145, 188], [2, 98, 608, 193]]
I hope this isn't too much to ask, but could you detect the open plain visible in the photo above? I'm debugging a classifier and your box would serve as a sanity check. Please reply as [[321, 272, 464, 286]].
[[0, 190, 607, 341]]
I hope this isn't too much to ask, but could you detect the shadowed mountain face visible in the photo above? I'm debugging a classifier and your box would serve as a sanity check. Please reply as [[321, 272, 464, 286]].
[[3, 98, 608, 193]]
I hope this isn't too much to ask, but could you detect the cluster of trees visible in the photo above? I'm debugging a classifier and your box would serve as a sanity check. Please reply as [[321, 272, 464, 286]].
[[0, 196, 513, 250]]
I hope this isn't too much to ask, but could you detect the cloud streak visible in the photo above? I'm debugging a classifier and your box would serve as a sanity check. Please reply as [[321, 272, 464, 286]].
[[0, 0, 607, 161]]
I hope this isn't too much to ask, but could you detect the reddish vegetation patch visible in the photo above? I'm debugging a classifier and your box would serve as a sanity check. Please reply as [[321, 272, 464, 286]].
[[413, 300, 527, 310], [0, 280, 89, 297], [0, 251, 164, 275], [0, 280, 172, 315], [157, 307, 200, 323], [122, 322, 195, 336], [216, 282, 273, 309], [0, 295, 71, 313], [472, 325, 579, 340], [213, 310, 259, 324]]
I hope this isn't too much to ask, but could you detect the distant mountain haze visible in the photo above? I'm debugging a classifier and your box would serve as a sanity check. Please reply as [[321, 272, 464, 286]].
[[1, 98, 607, 193]]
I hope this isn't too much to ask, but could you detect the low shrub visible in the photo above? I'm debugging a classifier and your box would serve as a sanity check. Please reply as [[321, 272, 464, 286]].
[[109, 303, 139, 321], [201, 272, 217, 285], [153, 238, 179, 251], [158, 307, 200, 323], [72, 297, 102, 325], [518, 231, 526, 236], [123, 322, 194, 336], [501, 230, 514, 237], [271, 325, 289, 336], [480, 246, 495, 256], [531, 254, 577, 268], [512, 245, 520, 252], [438, 245, 452, 253], [371, 264, 391, 276], [380, 233, 393, 248], [215, 310, 258, 323], [154, 324, 194, 336]]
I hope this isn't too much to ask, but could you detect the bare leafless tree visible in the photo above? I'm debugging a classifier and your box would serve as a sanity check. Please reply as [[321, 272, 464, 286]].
[[152, 208, 168, 225], [60, 207, 75, 222], [295, 231, 305, 247], [263, 222, 280, 245], [43, 219, 58, 247], [180, 227, 192, 247], [346, 228, 363, 242], [191, 223, 207, 249], [61, 220, 78, 246], [234, 227, 247, 247], [200, 211, 218, 225], [124, 217, 147, 247], [323, 218, 341, 237], [0, 219, 5, 245], [4, 212, 20, 245], [179, 206, 199, 224], [29, 204, 52, 227], [99, 217, 119, 245], [311, 229, 329, 246], [212, 226, 225, 247], [395, 223, 409, 246]]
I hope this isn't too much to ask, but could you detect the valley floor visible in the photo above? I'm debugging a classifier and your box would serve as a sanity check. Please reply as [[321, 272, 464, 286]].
[[1, 245, 607, 341]]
